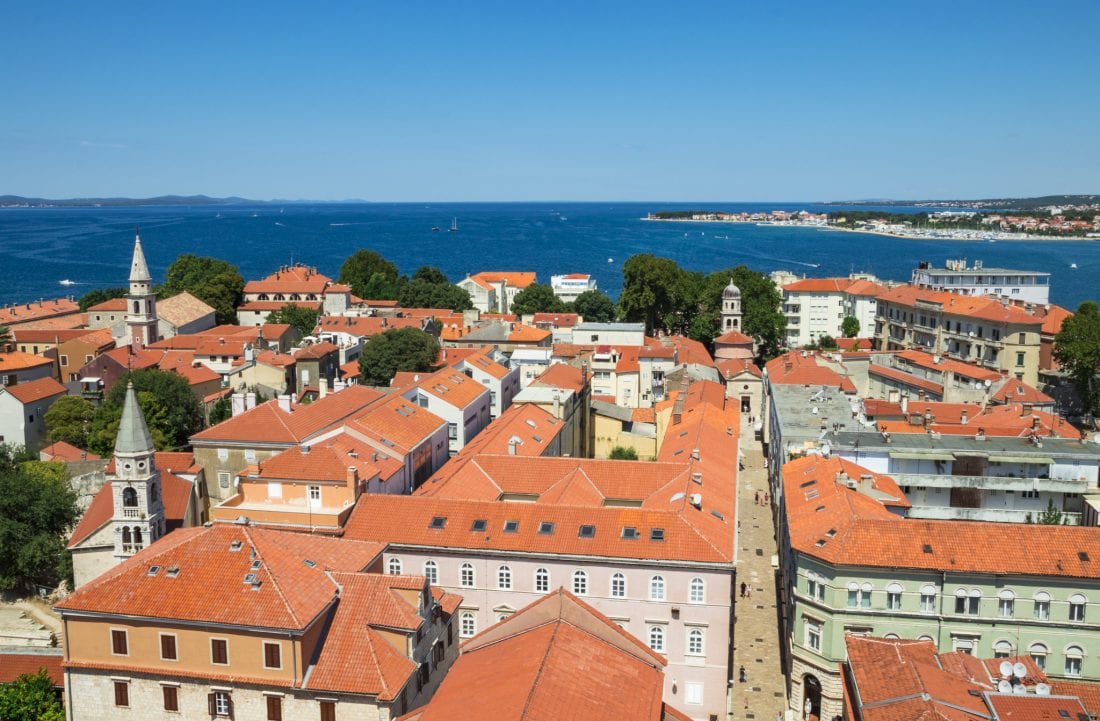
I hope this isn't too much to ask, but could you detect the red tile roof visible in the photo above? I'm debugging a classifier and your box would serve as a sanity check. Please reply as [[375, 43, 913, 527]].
[[0, 298, 80, 326], [243, 264, 332, 295], [531, 312, 579, 327], [86, 297, 128, 312], [40, 440, 100, 462], [868, 363, 945, 395], [467, 272, 537, 289], [714, 330, 753, 345], [413, 368, 489, 409], [346, 394, 446, 454], [1, 376, 66, 404], [895, 349, 1001, 382], [0, 651, 63, 686], [879, 285, 1043, 325], [59, 524, 384, 629], [461, 347, 511, 380], [0, 352, 54, 372], [531, 363, 584, 392], [765, 351, 857, 392], [784, 456, 1100, 578], [400, 588, 672, 721], [315, 315, 424, 337], [716, 358, 762, 379], [835, 337, 873, 351], [68, 468, 193, 548], [12, 328, 93, 344], [991, 379, 1054, 405]]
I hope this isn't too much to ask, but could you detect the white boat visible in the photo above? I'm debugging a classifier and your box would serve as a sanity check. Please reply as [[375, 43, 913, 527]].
[[59, 279, 76, 286], [607, 257, 614, 264], [449, 217, 458, 232], [1071, 263, 1078, 269]]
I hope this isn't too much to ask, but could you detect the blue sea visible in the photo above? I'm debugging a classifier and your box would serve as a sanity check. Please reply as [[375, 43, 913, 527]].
[[0, 202, 1095, 309]]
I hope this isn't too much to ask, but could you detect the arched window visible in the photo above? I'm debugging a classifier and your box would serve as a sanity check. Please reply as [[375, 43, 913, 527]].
[[886, 583, 903, 610], [1065, 645, 1084, 676], [572, 570, 588, 596], [884, 633, 900, 640], [1034, 591, 1051, 620], [121, 526, 131, 544], [460, 563, 475, 588], [122, 487, 138, 507], [1029, 642, 1048, 670], [649, 575, 665, 601], [919, 585, 937, 613], [133, 301, 140, 313], [535, 568, 550, 593], [149, 482, 158, 503], [993, 640, 1014, 658], [1069, 594, 1087, 622], [997, 589, 1015, 618], [133, 528, 142, 547], [847, 581, 872, 608], [387, 557, 402, 575], [459, 611, 476, 638], [687, 627, 704, 655], [423, 560, 438, 585], [917, 635, 935, 646], [689, 577, 705, 604], [497, 565, 512, 590], [611, 572, 626, 598], [648, 625, 665, 652], [954, 588, 980, 615]]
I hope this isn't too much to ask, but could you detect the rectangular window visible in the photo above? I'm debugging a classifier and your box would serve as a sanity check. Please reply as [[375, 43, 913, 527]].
[[1018, 333, 1026, 344], [163, 686, 179, 712], [264, 642, 281, 669], [160, 633, 178, 660], [1070, 602, 1086, 622], [114, 681, 129, 707], [59, 355, 69, 366], [209, 691, 232, 717], [1034, 600, 1050, 621], [245, 449, 257, 463], [684, 682, 704, 705], [805, 619, 821, 651], [920, 592, 936, 613], [111, 629, 128, 655], [886, 592, 901, 610], [218, 471, 231, 489], [217, 448, 229, 460], [309, 486, 321, 502], [211, 638, 229, 665], [448, 422, 458, 440], [320, 700, 336, 721], [998, 599, 1014, 618], [266, 696, 283, 721]]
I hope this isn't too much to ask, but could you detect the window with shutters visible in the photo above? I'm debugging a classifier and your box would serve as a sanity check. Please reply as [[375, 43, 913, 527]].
[[162, 686, 179, 712], [266, 696, 282, 721], [114, 681, 129, 707], [320, 700, 336, 721], [209, 691, 233, 717], [111, 629, 128, 656], [160, 633, 178, 660], [211, 638, 229, 665], [264, 642, 281, 669]]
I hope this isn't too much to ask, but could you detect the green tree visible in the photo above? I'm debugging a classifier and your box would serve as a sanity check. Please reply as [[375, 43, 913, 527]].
[[1037, 498, 1064, 525], [44, 396, 96, 449], [619, 254, 700, 335], [397, 270, 473, 312], [572, 289, 617, 323], [0, 669, 65, 721], [0, 447, 79, 593], [815, 334, 838, 350], [208, 396, 232, 426], [509, 283, 565, 316], [87, 369, 204, 455], [339, 249, 402, 300], [1054, 301, 1100, 419], [266, 303, 320, 338], [76, 287, 127, 312], [0, 324, 11, 352], [358, 327, 440, 386], [841, 316, 860, 338], [158, 255, 244, 325], [609, 446, 638, 460]]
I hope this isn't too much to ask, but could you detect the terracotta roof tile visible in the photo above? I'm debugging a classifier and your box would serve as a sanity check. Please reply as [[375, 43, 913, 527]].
[[157, 292, 215, 327], [346, 394, 445, 454], [86, 297, 128, 312], [40, 440, 100, 462], [0, 651, 63, 686], [716, 358, 762, 379], [1, 376, 66, 404], [765, 351, 857, 392], [714, 330, 753, 345], [0, 298, 80, 326], [531, 312, 579, 327], [879, 285, 1043, 325], [413, 368, 489, 409], [531, 363, 584, 392], [868, 363, 945, 394], [468, 272, 537, 289], [0, 352, 54, 372]]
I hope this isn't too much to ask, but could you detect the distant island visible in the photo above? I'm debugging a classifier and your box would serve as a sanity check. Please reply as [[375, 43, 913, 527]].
[[824, 194, 1100, 212], [0, 194, 260, 208]]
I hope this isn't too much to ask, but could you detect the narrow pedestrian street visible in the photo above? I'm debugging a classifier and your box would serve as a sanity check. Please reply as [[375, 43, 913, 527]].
[[729, 414, 788, 721]]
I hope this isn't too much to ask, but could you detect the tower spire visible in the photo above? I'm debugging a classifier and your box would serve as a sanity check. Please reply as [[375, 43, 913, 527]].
[[115, 380, 154, 455], [130, 229, 151, 283]]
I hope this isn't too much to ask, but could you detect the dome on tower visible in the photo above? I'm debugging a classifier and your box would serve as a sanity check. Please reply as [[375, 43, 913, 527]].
[[723, 278, 741, 299]]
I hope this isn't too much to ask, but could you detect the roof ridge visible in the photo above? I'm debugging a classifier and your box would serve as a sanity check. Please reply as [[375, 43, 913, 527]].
[[247, 527, 302, 627], [363, 627, 390, 697], [519, 618, 561, 721]]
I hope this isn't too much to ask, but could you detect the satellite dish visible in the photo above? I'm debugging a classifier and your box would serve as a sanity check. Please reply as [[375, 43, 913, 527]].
[[1012, 684, 1027, 695], [1013, 662, 1028, 679], [984, 379, 992, 387], [997, 680, 1012, 693], [999, 661, 1013, 677], [1035, 683, 1051, 696]]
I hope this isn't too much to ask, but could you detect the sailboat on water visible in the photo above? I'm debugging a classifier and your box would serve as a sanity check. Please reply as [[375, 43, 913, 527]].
[[449, 217, 458, 232]]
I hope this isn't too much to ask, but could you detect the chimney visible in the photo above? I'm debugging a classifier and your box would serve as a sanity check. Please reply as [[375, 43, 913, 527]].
[[900, 395, 909, 414], [277, 394, 293, 413], [245, 392, 256, 410], [691, 448, 700, 461], [231, 392, 245, 417], [319, 378, 328, 399], [347, 465, 359, 492], [1032, 415, 1040, 430], [1022, 403, 1033, 416], [960, 408, 968, 425], [673, 412, 682, 425], [300, 444, 311, 455], [508, 438, 518, 456], [859, 474, 875, 494], [553, 392, 561, 418]]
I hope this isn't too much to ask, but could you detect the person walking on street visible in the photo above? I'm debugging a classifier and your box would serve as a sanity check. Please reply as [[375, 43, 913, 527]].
[[740, 581, 747, 598], [739, 665, 747, 683]]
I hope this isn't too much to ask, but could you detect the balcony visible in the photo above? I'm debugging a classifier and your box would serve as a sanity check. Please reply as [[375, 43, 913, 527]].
[[121, 507, 142, 519], [892, 472, 1087, 494], [910, 506, 1082, 525]]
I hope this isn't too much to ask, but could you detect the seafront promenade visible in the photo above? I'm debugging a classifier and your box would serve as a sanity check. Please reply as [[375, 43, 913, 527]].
[[730, 414, 788, 721]]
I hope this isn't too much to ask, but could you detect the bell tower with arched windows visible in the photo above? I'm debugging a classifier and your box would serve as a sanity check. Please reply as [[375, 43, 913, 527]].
[[111, 381, 164, 560], [720, 278, 742, 332], [126, 229, 159, 351]]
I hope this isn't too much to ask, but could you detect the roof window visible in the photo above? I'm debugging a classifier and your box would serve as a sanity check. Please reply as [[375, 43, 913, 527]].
[[815, 539, 827, 547], [303, 559, 316, 568], [147, 565, 160, 576], [621, 527, 638, 540], [1079, 551, 1090, 562], [165, 565, 180, 578], [471, 519, 487, 532], [710, 509, 725, 521], [800, 480, 817, 488], [538, 521, 555, 535], [826, 529, 837, 537], [922, 544, 933, 554], [525, 419, 537, 428], [578, 524, 596, 538], [243, 573, 258, 584], [503, 520, 519, 533], [429, 516, 447, 530], [650, 528, 665, 542], [229, 540, 243, 552]]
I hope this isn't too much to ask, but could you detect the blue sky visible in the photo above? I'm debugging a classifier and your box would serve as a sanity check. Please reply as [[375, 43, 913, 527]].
[[2, 1, 1097, 201]]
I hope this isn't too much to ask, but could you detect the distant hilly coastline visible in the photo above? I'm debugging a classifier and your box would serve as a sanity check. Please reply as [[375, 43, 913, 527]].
[[0, 194, 262, 208], [824, 194, 1100, 211]]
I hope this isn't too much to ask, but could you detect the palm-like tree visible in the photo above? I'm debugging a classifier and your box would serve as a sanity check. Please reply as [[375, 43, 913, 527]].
[[0, 325, 12, 352]]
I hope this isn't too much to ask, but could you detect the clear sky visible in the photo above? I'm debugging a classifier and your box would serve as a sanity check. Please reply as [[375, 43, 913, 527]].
[[2, 1, 1097, 201]]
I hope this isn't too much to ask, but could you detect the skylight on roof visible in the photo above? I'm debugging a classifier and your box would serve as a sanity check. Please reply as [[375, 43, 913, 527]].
[[303, 559, 317, 568], [147, 565, 160, 576], [650, 528, 665, 542], [621, 527, 638, 540], [250, 559, 262, 570], [800, 480, 817, 488], [826, 529, 837, 537], [578, 525, 596, 538], [503, 520, 519, 533], [429, 516, 447, 530], [471, 519, 487, 532], [538, 521, 554, 535], [525, 419, 537, 428], [921, 544, 933, 554], [1079, 551, 1090, 562], [710, 510, 725, 521], [165, 565, 180, 578]]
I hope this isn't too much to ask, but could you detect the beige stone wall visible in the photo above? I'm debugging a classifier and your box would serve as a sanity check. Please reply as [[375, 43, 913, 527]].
[[192, 445, 288, 502], [788, 653, 844, 721], [71, 543, 116, 589]]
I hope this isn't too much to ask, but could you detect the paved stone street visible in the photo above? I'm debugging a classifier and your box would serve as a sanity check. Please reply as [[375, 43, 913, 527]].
[[730, 414, 788, 721]]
